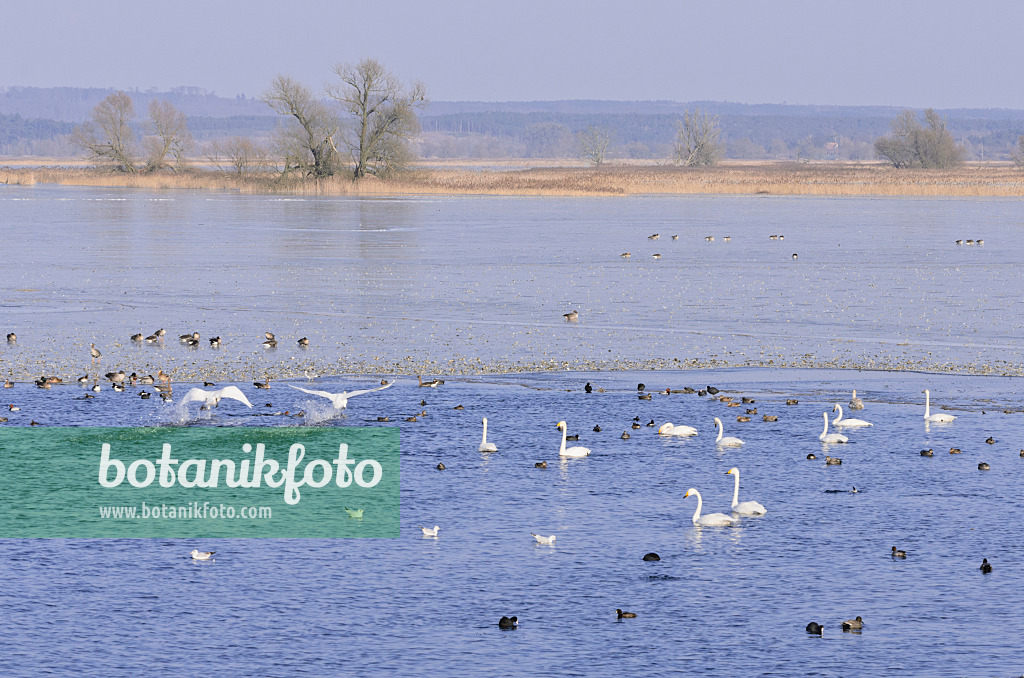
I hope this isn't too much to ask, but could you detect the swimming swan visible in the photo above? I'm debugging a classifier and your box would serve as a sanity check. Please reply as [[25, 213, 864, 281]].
[[819, 412, 849, 443], [557, 421, 591, 457], [849, 389, 864, 410], [658, 422, 698, 437], [479, 417, 498, 452], [726, 467, 766, 515], [713, 417, 744, 446], [683, 488, 737, 526], [923, 389, 956, 422], [832, 404, 872, 427]]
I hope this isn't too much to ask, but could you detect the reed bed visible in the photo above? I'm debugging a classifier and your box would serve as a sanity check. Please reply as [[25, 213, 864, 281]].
[[3, 163, 1022, 197]]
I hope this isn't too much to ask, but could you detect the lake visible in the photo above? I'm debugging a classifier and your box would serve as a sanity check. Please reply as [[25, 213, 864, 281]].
[[1, 186, 1022, 676]]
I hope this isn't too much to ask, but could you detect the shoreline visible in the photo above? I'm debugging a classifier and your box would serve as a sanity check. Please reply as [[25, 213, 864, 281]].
[[3, 162, 1023, 197]]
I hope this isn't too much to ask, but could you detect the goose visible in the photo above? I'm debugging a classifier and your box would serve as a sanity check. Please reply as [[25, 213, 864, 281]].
[[253, 378, 271, 389], [556, 421, 591, 457], [418, 375, 444, 388], [209, 336, 221, 347], [683, 488, 737, 526], [130, 333, 143, 343], [923, 389, 956, 422], [849, 389, 864, 410], [289, 381, 393, 410], [90, 343, 101, 362], [832, 404, 872, 427], [725, 467, 766, 515], [297, 337, 309, 347], [658, 422, 698, 436], [563, 310, 579, 322], [479, 417, 498, 452], [713, 417, 744, 446], [5, 333, 15, 343], [819, 412, 848, 443]]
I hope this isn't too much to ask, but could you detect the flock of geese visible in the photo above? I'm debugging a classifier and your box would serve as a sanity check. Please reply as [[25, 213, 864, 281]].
[[617, 232, 793, 261]]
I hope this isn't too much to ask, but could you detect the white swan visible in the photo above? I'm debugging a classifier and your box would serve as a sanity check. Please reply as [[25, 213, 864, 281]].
[[684, 488, 737, 526], [479, 417, 498, 452], [180, 386, 253, 409], [713, 417, 744, 446], [923, 389, 956, 422], [849, 389, 864, 410], [658, 422, 698, 437], [288, 381, 393, 410], [819, 412, 849, 443], [556, 421, 591, 457], [832, 403, 872, 427], [726, 468, 766, 515]]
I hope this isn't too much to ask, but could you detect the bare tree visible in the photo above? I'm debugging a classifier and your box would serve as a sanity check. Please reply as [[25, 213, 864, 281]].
[[578, 126, 612, 166], [72, 91, 137, 172], [327, 59, 426, 179], [672, 108, 723, 166], [206, 137, 273, 174], [262, 75, 339, 178], [875, 109, 963, 169], [1013, 135, 1024, 168], [143, 100, 192, 172]]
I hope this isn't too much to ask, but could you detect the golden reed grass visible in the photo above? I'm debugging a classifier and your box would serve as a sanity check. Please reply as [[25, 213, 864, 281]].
[[3, 163, 1022, 197]]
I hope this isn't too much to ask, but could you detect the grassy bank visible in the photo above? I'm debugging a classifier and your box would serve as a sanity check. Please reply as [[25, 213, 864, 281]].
[[2, 162, 1023, 197]]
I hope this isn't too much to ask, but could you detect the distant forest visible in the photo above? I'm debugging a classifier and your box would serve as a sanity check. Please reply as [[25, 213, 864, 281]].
[[2, 86, 1024, 162]]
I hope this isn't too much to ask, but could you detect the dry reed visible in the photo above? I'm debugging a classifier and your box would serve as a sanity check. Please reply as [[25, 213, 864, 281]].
[[2, 162, 1022, 197]]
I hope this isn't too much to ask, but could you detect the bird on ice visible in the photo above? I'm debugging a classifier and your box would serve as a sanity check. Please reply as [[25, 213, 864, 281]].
[[180, 386, 254, 408], [190, 550, 215, 560], [531, 533, 556, 545], [288, 381, 394, 410]]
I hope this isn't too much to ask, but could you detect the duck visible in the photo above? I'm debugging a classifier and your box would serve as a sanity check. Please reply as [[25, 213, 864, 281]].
[[130, 333, 144, 343], [642, 553, 661, 561], [620, 431, 630, 439], [841, 616, 864, 631], [985, 436, 995, 444], [825, 456, 842, 465], [262, 338, 278, 348], [736, 415, 751, 423], [978, 462, 991, 470], [3, 379, 13, 388], [498, 616, 518, 629], [297, 337, 309, 347], [920, 448, 933, 456], [534, 461, 547, 468], [616, 609, 637, 619], [786, 399, 799, 405], [593, 424, 602, 432], [806, 622, 823, 635], [5, 333, 15, 343], [620, 252, 631, 258], [563, 310, 579, 322], [980, 558, 992, 574], [763, 414, 778, 422], [418, 375, 444, 388], [891, 546, 907, 558]]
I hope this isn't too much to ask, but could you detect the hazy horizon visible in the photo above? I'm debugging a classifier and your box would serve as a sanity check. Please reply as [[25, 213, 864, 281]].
[[7, 1, 1024, 110]]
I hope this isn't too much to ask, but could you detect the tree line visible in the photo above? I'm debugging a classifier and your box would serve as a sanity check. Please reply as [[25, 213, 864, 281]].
[[66, 62, 1024, 174]]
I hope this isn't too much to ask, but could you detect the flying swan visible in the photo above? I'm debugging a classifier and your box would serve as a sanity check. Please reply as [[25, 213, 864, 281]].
[[819, 411, 849, 443], [556, 421, 591, 457], [726, 467, 767, 515], [288, 380, 394, 410], [180, 386, 253, 409], [923, 389, 956, 423], [684, 488, 737, 526], [713, 417, 744, 446], [832, 403, 872, 427]]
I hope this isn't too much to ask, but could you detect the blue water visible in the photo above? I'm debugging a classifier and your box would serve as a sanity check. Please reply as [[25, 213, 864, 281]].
[[2, 186, 1024, 676]]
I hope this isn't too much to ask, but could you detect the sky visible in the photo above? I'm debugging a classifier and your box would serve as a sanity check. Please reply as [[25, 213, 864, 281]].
[[7, 0, 1024, 109]]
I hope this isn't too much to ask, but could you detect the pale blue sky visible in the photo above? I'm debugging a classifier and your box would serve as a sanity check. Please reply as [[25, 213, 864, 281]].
[[8, 0, 1023, 108]]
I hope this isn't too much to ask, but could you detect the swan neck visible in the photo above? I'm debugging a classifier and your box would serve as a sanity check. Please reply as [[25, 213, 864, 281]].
[[716, 419, 723, 442], [821, 413, 829, 437], [692, 492, 702, 523], [481, 419, 488, 444], [731, 472, 740, 508], [559, 425, 566, 454], [833, 404, 843, 425], [924, 391, 930, 417]]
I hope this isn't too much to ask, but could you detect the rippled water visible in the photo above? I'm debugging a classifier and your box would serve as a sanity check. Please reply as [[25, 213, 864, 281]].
[[2, 186, 1023, 676]]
